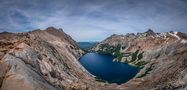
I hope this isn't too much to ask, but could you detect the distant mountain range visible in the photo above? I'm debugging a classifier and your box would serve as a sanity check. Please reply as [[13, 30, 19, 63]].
[[78, 42, 98, 51]]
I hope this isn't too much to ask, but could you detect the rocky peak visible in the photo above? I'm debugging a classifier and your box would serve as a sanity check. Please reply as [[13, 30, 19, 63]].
[[32, 27, 79, 49], [45, 27, 65, 36], [175, 31, 187, 39], [0, 31, 13, 34], [111, 34, 117, 36], [46, 26, 57, 30], [126, 33, 135, 37], [46, 27, 63, 32], [0, 31, 16, 36], [144, 29, 154, 33], [144, 29, 155, 36]]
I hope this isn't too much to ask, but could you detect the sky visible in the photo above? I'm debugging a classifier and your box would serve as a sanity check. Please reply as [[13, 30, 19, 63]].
[[0, 0, 187, 41]]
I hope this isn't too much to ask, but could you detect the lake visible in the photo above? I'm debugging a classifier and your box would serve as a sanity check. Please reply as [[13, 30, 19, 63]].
[[79, 53, 140, 84]]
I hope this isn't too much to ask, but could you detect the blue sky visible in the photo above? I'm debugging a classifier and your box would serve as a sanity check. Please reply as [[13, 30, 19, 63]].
[[0, 0, 187, 41]]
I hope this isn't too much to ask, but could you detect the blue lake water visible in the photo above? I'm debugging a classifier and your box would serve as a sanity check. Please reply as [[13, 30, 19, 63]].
[[79, 53, 140, 84]]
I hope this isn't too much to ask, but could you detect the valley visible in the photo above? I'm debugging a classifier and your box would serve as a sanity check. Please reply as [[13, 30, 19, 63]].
[[0, 27, 187, 90]]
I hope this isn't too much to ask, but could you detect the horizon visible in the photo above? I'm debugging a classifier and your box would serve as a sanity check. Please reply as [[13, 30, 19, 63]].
[[0, 0, 187, 41], [0, 27, 187, 42]]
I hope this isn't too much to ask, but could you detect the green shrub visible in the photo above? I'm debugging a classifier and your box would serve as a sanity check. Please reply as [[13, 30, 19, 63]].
[[131, 50, 139, 61], [98, 44, 122, 56], [138, 52, 144, 60], [115, 51, 124, 60]]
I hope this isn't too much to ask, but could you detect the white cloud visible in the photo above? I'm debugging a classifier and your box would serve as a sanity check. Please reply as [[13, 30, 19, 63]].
[[0, 0, 187, 41]]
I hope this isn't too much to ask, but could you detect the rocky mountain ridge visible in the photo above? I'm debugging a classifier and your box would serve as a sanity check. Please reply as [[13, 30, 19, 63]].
[[0, 27, 107, 90], [92, 29, 187, 89], [0, 28, 187, 90]]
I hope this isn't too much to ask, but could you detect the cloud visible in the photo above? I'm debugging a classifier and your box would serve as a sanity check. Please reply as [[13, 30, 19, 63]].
[[0, 0, 187, 41]]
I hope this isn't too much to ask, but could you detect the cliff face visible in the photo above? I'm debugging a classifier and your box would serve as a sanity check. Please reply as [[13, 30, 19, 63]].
[[0, 27, 105, 90], [92, 30, 187, 89]]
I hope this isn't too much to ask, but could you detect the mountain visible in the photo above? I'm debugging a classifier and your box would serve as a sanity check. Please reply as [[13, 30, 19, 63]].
[[0, 27, 106, 90], [92, 29, 187, 89], [1, 27, 187, 90], [78, 42, 98, 51]]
